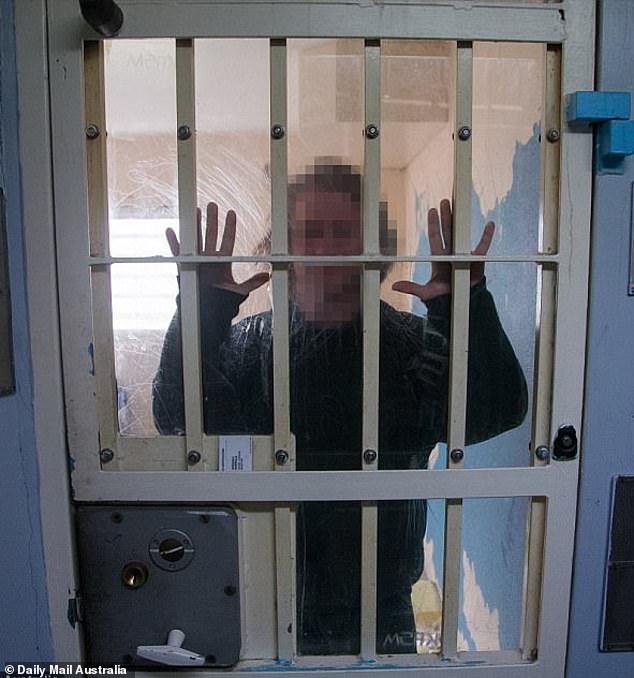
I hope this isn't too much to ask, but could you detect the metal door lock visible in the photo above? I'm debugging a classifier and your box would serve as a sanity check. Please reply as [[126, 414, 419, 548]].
[[553, 424, 578, 461]]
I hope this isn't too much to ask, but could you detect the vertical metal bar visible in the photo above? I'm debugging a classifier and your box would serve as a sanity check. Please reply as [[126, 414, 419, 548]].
[[361, 38, 381, 659], [175, 39, 204, 470], [84, 41, 119, 466], [522, 43, 561, 660], [270, 38, 296, 662], [441, 40, 473, 659]]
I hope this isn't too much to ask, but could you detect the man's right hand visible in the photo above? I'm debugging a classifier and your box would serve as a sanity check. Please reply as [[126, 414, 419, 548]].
[[166, 201, 270, 297]]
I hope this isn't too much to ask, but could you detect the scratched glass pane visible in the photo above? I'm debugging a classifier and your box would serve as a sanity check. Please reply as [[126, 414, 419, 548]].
[[471, 42, 545, 255], [380, 39, 454, 261], [195, 39, 271, 258], [464, 263, 536, 469], [104, 39, 178, 257], [287, 39, 364, 174], [111, 263, 178, 436], [376, 497, 446, 656], [459, 497, 530, 652]]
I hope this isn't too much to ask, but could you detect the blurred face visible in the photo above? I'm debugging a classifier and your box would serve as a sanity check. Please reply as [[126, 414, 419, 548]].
[[290, 189, 362, 326]]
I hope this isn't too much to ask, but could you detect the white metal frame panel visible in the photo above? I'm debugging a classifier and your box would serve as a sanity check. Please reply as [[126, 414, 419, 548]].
[[441, 40, 473, 658], [42, 0, 595, 674], [175, 38, 206, 471]]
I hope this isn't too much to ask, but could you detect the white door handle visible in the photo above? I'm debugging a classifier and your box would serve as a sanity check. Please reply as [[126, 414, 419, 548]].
[[137, 628, 205, 666]]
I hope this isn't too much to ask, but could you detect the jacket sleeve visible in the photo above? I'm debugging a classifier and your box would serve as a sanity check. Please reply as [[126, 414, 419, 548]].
[[152, 286, 246, 435], [425, 278, 528, 445]]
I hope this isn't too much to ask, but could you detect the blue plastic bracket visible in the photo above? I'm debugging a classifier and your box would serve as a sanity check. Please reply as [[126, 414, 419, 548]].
[[567, 91, 634, 174]]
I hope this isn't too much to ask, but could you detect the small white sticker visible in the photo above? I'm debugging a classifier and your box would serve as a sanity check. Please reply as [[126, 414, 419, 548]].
[[219, 436, 253, 472]]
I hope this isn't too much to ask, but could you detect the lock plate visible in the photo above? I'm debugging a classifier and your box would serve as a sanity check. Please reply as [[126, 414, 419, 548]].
[[76, 505, 241, 667]]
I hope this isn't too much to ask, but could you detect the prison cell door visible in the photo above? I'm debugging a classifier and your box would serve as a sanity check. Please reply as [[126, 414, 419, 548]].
[[47, 0, 594, 675]]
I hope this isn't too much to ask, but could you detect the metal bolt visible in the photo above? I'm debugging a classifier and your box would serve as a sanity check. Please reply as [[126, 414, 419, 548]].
[[365, 124, 380, 140], [224, 585, 237, 596], [450, 448, 464, 464], [546, 128, 560, 143], [177, 125, 192, 141], [275, 449, 289, 465], [457, 126, 472, 141], [535, 445, 550, 461], [363, 449, 377, 464], [187, 450, 201, 465], [560, 434, 574, 449], [271, 124, 285, 140], [85, 124, 100, 139], [100, 448, 114, 464]]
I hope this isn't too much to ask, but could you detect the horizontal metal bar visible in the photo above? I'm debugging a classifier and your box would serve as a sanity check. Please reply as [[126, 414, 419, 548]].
[[134, 649, 542, 678], [74, 465, 561, 503], [95, 2, 565, 43], [89, 254, 560, 265], [270, 648, 526, 669]]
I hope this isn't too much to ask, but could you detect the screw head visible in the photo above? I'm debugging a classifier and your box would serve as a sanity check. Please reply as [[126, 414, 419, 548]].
[[224, 585, 237, 596], [275, 449, 289, 465], [535, 445, 550, 461], [457, 126, 472, 141], [546, 128, 560, 143], [85, 124, 100, 140], [187, 450, 201, 465], [271, 124, 285, 140], [363, 449, 377, 464], [177, 125, 192, 141], [450, 448, 464, 464], [365, 124, 380, 140], [100, 448, 114, 464]]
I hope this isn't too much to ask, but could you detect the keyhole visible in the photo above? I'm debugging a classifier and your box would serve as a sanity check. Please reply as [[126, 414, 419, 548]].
[[158, 538, 185, 562]]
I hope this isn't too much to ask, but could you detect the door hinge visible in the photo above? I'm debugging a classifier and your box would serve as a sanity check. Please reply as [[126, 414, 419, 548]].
[[67, 594, 84, 628]]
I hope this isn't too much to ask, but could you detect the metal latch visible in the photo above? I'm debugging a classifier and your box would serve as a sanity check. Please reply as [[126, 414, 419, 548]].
[[552, 424, 578, 462], [567, 91, 634, 174], [67, 594, 84, 628]]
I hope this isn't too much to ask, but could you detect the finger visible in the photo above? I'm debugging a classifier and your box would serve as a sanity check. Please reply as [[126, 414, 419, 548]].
[[472, 220, 495, 256], [205, 202, 219, 255], [237, 271, 270, 296], [219, 209, 237, 256], [166, 227, 180, 256], [427, 208, 444, 255], [440, 198, 452, 251]]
